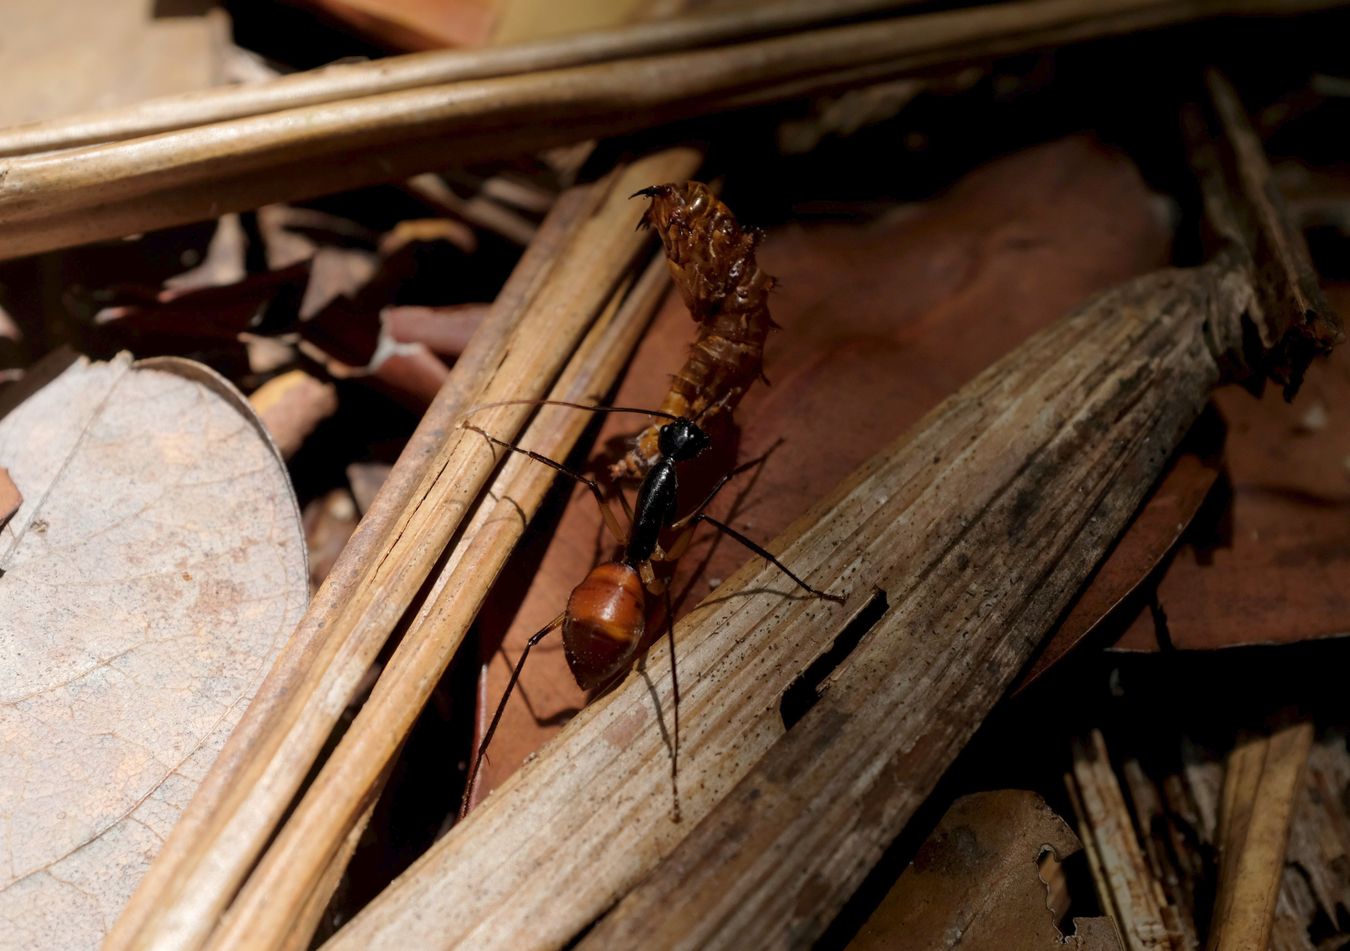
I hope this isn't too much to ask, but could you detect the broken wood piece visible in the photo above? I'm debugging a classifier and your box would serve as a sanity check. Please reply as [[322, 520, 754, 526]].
[[1069, 731, 1180, 951], [1207, 721, 1315, 951], [848, 790, 1122, 950], [2, 0, 1343, 260], [1187, 69, 1342, 396], [106, 147, 701, 951]]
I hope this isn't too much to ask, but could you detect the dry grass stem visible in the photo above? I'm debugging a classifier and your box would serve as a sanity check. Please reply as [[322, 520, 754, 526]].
[[1207, 722, 1315, 951], [1, 0, 1341, 260], [207, 250, 675, 951], [0, 0, 921, 156]]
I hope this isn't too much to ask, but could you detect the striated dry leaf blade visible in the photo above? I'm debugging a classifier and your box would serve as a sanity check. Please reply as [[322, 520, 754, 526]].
[[0, 353, 307, 949]]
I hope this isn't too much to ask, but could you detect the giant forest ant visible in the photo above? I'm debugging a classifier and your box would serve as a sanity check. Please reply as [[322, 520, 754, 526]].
[[458, 400, 843, 821]]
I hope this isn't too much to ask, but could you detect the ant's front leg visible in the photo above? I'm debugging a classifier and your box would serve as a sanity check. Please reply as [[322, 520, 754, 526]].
[[669, 439, 783, 535], [463, 423, 633, 543]]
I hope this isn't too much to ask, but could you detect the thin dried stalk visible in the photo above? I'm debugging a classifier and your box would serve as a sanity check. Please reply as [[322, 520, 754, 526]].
[[322, 248, 1276, 949], [277, 797, 378, 951], [2, 0, 1342, 260], [0, 0, 921, 156], [106, 147, 702, 951], [1207, 722, 1315, 951]]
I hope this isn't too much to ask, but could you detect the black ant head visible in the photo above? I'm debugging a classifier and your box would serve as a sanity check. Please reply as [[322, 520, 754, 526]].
[[658, 417, 710, 461]]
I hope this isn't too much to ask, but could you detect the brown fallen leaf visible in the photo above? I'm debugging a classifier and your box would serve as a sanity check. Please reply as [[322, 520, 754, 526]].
[[1015, 409, 1225, 691], [850, 790, 1122, 950], [1113, 282, 1350, 652], [381, 303, 488, 358], [0, 0, 226, 128], [0, 353, 308, 948], [287, 0, 497, 51]]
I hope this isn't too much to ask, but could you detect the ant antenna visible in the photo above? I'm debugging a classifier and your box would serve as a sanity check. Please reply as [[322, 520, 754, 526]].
[[461, 398, 680, 422]]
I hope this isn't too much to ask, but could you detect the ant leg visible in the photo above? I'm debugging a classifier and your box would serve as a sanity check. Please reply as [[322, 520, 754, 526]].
[[464, 423, 628, 545], [656, 441, 782, 564], [684, 513, 845, 604], [670, 439, 784, 533], [664, 585, 681, 823], [459, 612, 565, 820]]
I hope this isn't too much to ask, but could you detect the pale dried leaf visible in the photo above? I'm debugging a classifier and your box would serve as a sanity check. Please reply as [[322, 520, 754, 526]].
[[0, 353, 307, 949]]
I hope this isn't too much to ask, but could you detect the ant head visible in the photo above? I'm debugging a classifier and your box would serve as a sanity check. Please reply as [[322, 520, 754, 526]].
[[658, 418, 710, 461]]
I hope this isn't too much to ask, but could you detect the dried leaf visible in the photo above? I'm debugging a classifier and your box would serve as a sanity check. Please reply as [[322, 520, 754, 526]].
[[287, 0, 497, 51], [0, 353, 307, 948], [250, 369, 339, 460], [850, 790, 1122, 950], [1114, 284, 1350, 651], [1016, 410, 1224, 690]]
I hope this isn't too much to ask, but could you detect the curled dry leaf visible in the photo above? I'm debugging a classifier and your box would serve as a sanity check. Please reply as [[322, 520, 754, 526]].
[[249, 369, 339, 461], [850, 790, 1122, 950], [0, 353, 307, 948]]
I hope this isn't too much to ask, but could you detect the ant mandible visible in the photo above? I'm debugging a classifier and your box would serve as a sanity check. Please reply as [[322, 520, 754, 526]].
[[458, 400, 844, 821]]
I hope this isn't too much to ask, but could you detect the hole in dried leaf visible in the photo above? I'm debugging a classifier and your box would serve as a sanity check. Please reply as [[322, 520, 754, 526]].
[[779, 588, 888, 729], [1037, 845, 1071, 928]]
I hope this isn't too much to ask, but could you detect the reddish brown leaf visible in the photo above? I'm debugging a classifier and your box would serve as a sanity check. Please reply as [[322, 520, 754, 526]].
[[1113, 282, 1350, 652], [1014, 410, 1225, 690]]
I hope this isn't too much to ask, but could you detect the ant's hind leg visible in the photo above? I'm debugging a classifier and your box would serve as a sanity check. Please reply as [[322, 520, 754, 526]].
[[463, 423, 629, 545], [663, 586, 681, 823], [459, 612, 565, 820]]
